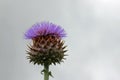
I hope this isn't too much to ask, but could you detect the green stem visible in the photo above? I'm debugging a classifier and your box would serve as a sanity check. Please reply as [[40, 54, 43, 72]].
[[44, 64, 49, 80]]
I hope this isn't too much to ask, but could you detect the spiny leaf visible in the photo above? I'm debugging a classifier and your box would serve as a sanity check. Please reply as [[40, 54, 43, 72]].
[[49, 71, 54, 77]]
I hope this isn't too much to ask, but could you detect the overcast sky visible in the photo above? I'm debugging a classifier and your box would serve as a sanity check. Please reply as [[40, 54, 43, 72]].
[[0, 0, 120, 80]]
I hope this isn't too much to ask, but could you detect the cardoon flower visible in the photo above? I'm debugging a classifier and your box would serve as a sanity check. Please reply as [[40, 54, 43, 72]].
[[24, 21, 67, 80]]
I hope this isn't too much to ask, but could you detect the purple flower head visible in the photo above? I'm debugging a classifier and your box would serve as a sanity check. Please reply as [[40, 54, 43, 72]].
[[24, 22, 66, 39]]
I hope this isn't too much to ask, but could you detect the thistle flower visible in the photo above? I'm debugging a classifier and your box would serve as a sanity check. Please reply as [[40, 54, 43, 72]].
[[24, 21, 67, 80]]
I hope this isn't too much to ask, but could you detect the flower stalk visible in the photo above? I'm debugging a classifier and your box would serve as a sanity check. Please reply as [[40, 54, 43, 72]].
[[44, 64, 49, 80]]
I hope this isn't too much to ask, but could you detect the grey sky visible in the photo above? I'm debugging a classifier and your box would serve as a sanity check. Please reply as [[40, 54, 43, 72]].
[[0, 0, 120, 80]]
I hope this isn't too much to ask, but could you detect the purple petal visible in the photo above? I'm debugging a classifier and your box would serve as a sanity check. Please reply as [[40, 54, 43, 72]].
[[24, 22, 66, 39]]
